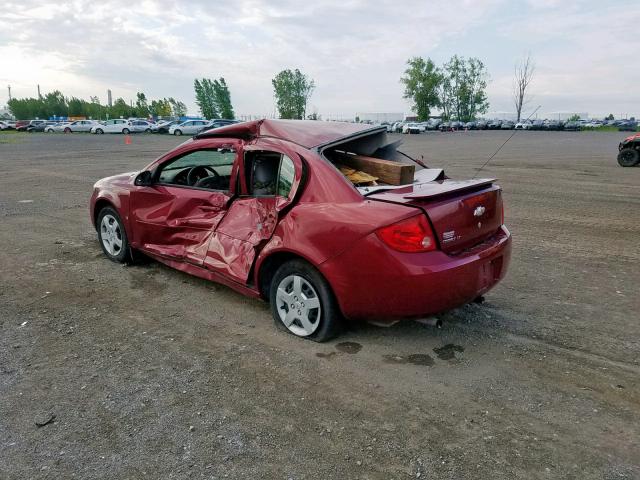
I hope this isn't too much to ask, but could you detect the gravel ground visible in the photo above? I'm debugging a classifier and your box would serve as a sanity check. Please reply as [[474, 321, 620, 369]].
[[0, 130, 638, 479]]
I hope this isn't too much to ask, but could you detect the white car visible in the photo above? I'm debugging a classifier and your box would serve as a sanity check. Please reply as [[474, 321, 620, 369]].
[[91, 119, 132, 134], [514, 121, 532, 130], [55, 120, 99, 133], [402, 122, 424, 134], [129, 120, 157, 133], [169, 120, 210, 136], [44, 122, 72, 133], [0, 121, 9, 130]]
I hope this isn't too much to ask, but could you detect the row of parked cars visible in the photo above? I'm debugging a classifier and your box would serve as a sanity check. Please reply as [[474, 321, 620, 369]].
[[0, 118, 239, 135], [384, 118, 639, 134]]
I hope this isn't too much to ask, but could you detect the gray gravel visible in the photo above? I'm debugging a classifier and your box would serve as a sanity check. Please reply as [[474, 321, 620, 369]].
[[0, 130, 639, 479]]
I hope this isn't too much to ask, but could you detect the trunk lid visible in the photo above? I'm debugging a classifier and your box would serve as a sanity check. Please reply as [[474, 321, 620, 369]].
[[368, 178, 503, 254]]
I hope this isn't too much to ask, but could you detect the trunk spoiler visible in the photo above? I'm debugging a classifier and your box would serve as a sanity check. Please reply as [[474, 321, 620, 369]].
[[402, 178, 495, 200]]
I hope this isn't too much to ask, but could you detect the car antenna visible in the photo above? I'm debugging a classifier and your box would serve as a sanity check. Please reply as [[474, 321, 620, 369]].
[[473, 105, 541, 178]]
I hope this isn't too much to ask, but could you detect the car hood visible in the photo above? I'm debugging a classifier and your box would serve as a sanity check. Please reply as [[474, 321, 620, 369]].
[[94, 171, 138, 188]]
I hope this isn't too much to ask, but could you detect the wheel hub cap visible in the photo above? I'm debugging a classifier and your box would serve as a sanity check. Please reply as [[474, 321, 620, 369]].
[[100, 214, 123, 256], [275, 275, 321, 337]]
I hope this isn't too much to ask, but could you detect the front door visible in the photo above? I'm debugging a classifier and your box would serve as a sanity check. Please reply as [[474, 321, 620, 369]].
[[130, 146, 238, 265], [204, 147, 301, 283]]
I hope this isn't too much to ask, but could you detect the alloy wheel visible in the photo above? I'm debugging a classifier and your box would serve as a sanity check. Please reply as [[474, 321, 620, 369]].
[[275, 275, 322, 337], [100, 214, 123, 257]]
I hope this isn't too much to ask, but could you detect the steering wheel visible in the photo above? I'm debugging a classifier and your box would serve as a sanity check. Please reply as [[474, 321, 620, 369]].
[[187, 165, 219, 186]]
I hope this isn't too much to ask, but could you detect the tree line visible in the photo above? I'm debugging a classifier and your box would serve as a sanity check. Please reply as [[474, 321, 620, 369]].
[[7, 91, 187, 120], [401, 55, 490, 122]]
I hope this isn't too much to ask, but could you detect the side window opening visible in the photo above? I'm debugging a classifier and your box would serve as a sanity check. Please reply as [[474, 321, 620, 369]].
[[244, 152, 295, 198]]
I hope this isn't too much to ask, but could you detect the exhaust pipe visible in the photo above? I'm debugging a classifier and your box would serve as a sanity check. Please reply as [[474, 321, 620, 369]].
[[415, 317, 442, 328]]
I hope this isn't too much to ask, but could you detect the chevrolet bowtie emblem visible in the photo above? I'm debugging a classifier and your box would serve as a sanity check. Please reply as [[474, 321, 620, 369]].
[[473, 206, 486, 217]]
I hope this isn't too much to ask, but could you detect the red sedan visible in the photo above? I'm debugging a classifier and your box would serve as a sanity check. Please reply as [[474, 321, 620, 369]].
[[90, 120, 511, 341]]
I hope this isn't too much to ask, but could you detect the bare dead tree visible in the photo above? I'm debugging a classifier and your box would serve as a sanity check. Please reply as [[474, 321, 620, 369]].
[[513, 54, 535, 122]]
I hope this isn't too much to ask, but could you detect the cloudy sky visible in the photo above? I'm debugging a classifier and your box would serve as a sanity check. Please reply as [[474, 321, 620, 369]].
[[1, 0, 639, 118]]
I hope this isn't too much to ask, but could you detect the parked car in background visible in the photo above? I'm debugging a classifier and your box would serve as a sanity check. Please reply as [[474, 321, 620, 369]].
[[475, 120, 488, 130], [618, 120, 638, 132], [156, 120, 179, 133], [514, 121, 532, 130], [464, 121, 476, 130], [488, 120, 502, 130], [27, 121, 58, 132], [91, 119, 132, 134], [129, 120, 157, 133], [17, 120, 47, 132], [402, 122, 423, 134], [59, 120, 99, 133], [45, 122, 72, 133], [584, 121, 603, 128], [500, 121, 515, 130], [0, 121, 10, 130], [206, 119, 240, 130], [543, 120, 561, 131], [169, 120, 211, 136], [563, 121, 581, 131], [90, 119, 511, 341]]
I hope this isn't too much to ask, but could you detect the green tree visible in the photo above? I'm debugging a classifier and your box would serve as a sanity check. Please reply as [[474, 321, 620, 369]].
[[441, 55, 489, 122], [212, 78, 235, 119], [272, 69, 315, 119], [194, 78, 218, 119], [168, 97, 187, 117], [150, 98, 172, 117], [606, 113, 614, 120], [109, 98, 132, 119], [134, 92, 150, 118], [567, 113, 580, 122], [400, 57, 442, 121]]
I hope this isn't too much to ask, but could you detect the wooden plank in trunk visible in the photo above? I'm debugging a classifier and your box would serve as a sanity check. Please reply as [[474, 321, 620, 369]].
[[338, 154, 415, 185]]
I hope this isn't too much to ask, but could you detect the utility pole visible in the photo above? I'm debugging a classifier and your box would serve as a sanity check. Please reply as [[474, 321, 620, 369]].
[[7, 85, 11, 102], [37, 84, 41, 98]]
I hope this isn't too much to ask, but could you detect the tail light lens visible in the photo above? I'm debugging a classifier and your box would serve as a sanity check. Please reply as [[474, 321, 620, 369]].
[[376, 215, 436, 253]]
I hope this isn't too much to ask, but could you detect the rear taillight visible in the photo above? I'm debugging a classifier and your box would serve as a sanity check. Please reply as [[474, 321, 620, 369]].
[[376, 215, 436, 253]]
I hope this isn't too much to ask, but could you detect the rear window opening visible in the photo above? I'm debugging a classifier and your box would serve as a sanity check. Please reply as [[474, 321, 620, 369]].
[[324, 149, 415, 187]]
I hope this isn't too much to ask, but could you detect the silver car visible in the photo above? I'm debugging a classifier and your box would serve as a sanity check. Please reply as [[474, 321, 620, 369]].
[[60, 120, 99, 133], [169, 120, 210, 136]]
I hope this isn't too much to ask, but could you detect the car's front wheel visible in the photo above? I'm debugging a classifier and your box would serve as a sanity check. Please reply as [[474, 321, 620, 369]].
[[174, 129, 182, 136], [618, 148, 639, 167], [64, 127, 71, 133], [97, 207, 130, 263], [96, 128, 104, 134], [122, 128, 130, 135], [269, 260, 341, 342]]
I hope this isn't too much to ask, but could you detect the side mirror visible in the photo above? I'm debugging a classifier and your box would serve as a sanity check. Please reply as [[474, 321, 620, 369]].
[[134, 171, 153, 187]]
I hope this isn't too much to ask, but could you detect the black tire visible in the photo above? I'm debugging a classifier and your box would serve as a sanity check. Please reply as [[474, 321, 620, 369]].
[[64, 127, 71, 133], [122, 128, 130, 135], [174, 129, 182, 136], [269, 259, 342, 342], [617, 148, 639, 167], [145, 128, 151, 133], [96, 207, 131, 263], [96, 128, 104, 134]]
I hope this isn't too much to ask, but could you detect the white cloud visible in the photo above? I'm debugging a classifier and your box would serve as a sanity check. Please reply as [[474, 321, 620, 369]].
[[1, 0, 639, 118]]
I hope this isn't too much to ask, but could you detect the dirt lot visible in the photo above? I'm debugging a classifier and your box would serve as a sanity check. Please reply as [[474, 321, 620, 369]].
[[1, 130, 639, 479]]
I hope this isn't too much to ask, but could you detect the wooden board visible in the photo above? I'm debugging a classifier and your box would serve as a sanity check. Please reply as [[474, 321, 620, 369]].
[[338, 154, 415, 185]]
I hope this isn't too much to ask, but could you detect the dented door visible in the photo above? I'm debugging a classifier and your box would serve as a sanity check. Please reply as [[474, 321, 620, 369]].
[[130, 186, 230, 265], [203, 144, 302, 284]]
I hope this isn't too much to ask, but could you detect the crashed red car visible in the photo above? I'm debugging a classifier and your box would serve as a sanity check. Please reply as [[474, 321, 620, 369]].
[[90, 120, 511, 341]]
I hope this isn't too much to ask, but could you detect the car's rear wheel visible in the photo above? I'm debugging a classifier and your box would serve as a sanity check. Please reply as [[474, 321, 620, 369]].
[[96, 128, 104, 134], [270, 260, 341, 342], [618, 148, 639, 167], [97, 207, 130, 263], [174, 129, 182, 136], [122, 128, 130, 135], [64, 127, 71, 133], [145, 128, 151, 133]]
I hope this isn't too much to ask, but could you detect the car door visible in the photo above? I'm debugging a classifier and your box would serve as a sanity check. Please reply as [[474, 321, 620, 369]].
[[129, 144, 238, 265], [203, 143, 302, 283]]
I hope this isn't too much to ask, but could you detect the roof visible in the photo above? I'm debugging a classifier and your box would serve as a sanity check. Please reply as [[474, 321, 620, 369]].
[[195, 119, 382, 149]]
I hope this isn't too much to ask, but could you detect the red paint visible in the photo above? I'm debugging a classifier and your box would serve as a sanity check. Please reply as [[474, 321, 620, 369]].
[[90, 120, 511, 322]]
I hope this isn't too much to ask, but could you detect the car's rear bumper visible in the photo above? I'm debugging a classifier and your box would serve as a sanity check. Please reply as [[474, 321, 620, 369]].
[[320, 226, 512, 321]]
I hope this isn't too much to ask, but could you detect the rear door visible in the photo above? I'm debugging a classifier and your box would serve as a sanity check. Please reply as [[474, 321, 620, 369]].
[[129, 144, 238, 265], [204, 144, 302, 283]]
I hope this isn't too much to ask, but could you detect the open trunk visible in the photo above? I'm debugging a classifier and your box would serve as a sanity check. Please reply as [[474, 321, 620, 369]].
[[319, 128, 504, 254]]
